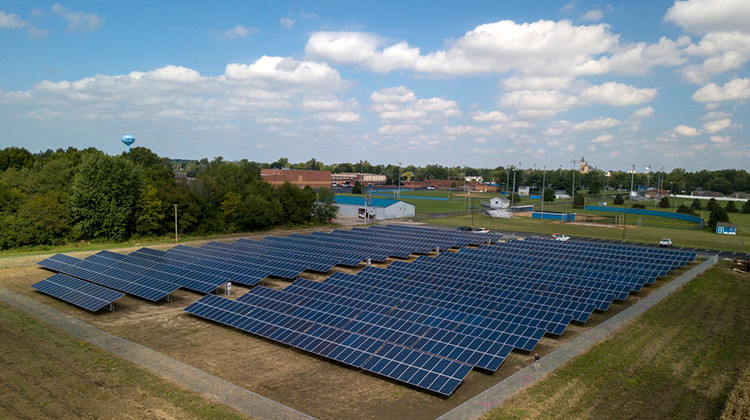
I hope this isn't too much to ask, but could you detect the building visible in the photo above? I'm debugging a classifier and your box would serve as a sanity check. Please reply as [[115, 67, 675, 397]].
[[261, 169, 331, 188], [716, 222, 737, 235], [643, 188, 669, 199], [579, 156, 594, 173], [518, 186, 530, 196], [488, 197, 510, 209], [331, 172, 387, 186], [334, 196, 415, 220]]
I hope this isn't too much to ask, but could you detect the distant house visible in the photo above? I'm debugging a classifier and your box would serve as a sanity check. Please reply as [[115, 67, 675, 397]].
[[643, 188, 669, 199], [555, 190, 571, 199], [716, 222, 737, 235], [518, 186, 530, 196]]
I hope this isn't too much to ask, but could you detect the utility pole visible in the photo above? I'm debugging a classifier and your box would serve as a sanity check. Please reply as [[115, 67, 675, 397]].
[[511, 164, 518, 208], [398, 161, 402, 198], [570, 159, 577, 202], [629, 165, 636, 201], [173, 203, 178, 243], [541, 165, 546, 215], [505, 164, 510, 194]]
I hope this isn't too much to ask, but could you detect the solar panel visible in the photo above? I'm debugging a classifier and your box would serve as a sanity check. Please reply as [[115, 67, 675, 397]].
[[32, 273, 125, 312]]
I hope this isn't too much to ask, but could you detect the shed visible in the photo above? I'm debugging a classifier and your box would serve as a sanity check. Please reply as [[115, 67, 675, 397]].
[[489, 196, 510, 209], [518, 186, 530, 196], [716, 222, 737, 235], [335, 196, 415, 220]]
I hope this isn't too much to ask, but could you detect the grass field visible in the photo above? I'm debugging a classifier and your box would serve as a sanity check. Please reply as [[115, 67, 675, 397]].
[[483, 262, 750, 420], [365, 189, 748, 252], [0, 302, 246, 419]]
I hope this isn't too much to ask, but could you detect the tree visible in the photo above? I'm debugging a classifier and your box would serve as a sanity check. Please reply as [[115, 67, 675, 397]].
[[658, 196, 670, 208], [676, 204, 695, 215], [613, 194, 624, 205], [312, 187, 339, 223], [725, 201, 738, 213], [276, 182, 316, 225], [543, 187, 555, 202], [135, 184, 165, 235], [511, 193, 521, 204], [587, 179, 601, 197], [743, 200, 750, 214], [632, 203, 646, 209], [573, 193, 585, 208], [707, 206, 729, 230], [352, 180, 363, 194], [70, 153, 142, 241], [691, 198, 702, 210], [706, 198, 718, 212]]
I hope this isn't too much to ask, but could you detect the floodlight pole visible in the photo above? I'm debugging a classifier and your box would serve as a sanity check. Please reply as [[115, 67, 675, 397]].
[[511, 166, 517, 208], [398, 161, 402, 198], [570, 159, 577, 202], [629, 165, 636, 201], [541, 166, 546, 215], [173, 203, 178, 243]]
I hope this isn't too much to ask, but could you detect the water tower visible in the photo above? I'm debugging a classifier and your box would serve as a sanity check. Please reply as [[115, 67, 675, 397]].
[[121, 133, 135, 153]]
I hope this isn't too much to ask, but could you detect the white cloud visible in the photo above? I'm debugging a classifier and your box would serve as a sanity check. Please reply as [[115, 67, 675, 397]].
[[673, 125, 701, 136], [702, 118, 732, 133], [472, 110, 509, 122], [475, 137, 487, 143], [442, 125, 490, 135], [51, 3, 103, 32], [573, 117, 621, 131], [582, 9, 604, 21], [370, 86, 461, 123], [710, 135, 731, 144], [214, 25, 259, 40], [630, 106, 655, 119], [692, 78, 750, 102], [27, 26, 49, 39], [0, 10, 27, 28], [603, 36, 690, 75], [501, 76, 575, 90], [591, 134, 614, 143], [580, 82, 658, 106], [280, 17, 294, 28], [314, 111, 360, 123], [306, 20, 620, 77], [377, 124, 422, 135], [664, 0, 750, 34], [0, 58, 354, 129], [499, 90, 578, 110], [681, 31, 750, 83]]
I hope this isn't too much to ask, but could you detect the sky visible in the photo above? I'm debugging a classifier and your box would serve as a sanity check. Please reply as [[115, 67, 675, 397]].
[[0, 0, 748, 171]]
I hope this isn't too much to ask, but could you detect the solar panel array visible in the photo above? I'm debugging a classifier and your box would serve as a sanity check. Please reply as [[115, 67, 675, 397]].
[[32, 273, 124, 312], [186, 231, 695, 395]]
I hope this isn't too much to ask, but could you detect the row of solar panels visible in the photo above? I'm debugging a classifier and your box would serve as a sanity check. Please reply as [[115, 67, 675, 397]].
[[186, 235, 696, 395], [33, 224, 500, 311]]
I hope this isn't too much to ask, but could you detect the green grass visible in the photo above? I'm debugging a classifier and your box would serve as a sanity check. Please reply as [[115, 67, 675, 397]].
[[483, 262, 750, 420], [0, 302, 247, 419]]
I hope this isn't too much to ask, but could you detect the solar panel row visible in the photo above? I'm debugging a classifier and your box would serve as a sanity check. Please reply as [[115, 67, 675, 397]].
[[31, 273, 124, 312]]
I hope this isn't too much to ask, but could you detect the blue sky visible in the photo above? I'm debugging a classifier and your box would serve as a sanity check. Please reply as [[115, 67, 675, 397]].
[[1, 1, 748, 171]]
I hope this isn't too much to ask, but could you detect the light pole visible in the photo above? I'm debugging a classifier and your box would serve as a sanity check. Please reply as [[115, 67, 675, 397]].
[[541, 165, 546, 215], [570, 159, 577, 202], [505, 164, 510, 195], [173, 203, 178, 243], [629, 165, 636, 201], [398, 161, 402, 198], [645, 165, 651, 189], [511, 163, 520, 207]]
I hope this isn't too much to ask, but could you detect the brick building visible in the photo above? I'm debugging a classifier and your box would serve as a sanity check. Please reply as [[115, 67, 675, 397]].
[[260, 169, 331, 188]]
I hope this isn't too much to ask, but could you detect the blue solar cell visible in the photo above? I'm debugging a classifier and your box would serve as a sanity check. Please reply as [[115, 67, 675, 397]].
[[32, 273, 124, 312]]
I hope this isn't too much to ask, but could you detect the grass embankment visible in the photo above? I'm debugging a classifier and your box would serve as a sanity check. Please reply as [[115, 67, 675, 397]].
[[0, 302, 247, 419], [484, 262, 750, 420]]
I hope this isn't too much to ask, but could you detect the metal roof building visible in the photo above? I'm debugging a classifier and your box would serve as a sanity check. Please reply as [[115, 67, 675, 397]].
[[335, 196, 415, 220]]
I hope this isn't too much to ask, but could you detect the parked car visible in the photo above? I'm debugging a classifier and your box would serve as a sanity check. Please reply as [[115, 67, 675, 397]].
[[552, 233, 570, 241], [472, 228, 490, 234], [426, 186, 436, 190], [659, 238, 673, 247], [456, 226, 472, 231]]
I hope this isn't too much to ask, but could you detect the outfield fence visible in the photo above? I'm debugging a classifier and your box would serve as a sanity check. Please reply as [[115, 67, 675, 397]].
[[435, 254, 719, 420], [0, 287, 316, 420]]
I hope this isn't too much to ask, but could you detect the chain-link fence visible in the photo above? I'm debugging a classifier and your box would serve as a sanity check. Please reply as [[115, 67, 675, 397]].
[[435, 254, 719, 420], [0, 288, 315, 420]]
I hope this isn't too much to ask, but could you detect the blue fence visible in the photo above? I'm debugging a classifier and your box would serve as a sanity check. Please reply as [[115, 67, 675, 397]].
[[532, 212, 575, 221], [584, 205, 703, 224], [373, 194, 448, 201]]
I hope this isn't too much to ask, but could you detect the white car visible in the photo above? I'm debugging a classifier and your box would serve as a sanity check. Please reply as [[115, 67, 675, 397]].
[[659, 238, 673, 247], [472, 228, 490, 234], [552, 233, 570, 241]]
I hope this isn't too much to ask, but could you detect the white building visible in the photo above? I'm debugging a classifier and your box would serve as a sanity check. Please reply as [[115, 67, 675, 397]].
[[518, 186, 530, 196], [335, 196, 415, 220], [489, 197, 510, 209]]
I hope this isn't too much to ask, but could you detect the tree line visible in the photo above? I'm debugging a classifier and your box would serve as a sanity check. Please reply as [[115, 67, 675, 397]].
[[0, 147, 338, 250]]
